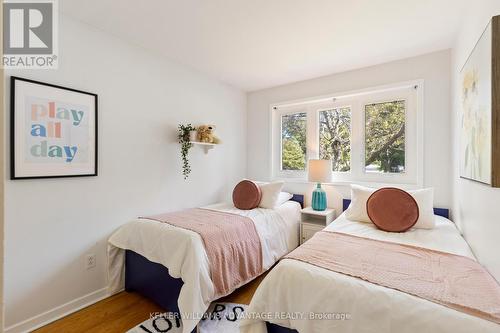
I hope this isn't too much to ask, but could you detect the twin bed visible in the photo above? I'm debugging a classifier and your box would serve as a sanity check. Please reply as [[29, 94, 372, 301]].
[[108, 188, 500, 333], [108, 196, 303, 333], [242, 209, 500, 333]]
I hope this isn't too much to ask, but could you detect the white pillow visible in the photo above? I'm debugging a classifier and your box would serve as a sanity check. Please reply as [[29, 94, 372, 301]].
[[410, 188, 435, 229], [344, 185, 436, 229], [276, 192, 293, 207], [344, 185, 374, 223], [258, 181, 284, 209]]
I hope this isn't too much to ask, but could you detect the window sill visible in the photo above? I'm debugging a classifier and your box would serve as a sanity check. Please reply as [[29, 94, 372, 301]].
[[272, 177, 422, 190]]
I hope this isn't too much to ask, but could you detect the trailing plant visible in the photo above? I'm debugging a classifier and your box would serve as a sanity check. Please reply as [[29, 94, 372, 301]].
[[178, 123, 196, 179]]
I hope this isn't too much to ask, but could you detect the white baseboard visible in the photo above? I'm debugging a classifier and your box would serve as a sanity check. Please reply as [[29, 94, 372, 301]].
[[4, 287, 110, 333]]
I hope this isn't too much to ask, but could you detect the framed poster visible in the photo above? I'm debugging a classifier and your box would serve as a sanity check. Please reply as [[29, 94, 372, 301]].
[[459, 15, 500, 187], [10, 76, 98, 179]]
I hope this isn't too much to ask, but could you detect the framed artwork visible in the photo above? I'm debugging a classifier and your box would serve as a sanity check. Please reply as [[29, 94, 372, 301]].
[[10, 76, 98, 179], [459, 15, 500, 187]]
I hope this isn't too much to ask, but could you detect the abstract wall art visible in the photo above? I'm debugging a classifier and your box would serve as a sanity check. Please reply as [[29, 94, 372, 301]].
[[460, 15, 500, 187]]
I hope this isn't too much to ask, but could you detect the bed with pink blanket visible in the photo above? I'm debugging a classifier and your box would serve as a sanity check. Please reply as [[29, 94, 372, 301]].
[[240, 213, 500, 333], [107, 200, 302, 333]]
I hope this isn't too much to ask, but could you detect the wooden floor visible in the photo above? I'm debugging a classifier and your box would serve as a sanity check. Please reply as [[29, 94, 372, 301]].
[[34, 273, 267, 333]]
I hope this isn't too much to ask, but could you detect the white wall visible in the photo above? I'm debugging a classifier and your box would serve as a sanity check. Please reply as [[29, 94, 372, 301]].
[[3, 15, 247, 332], [247, 50, 452, 213], [451, 1, 500, 282]]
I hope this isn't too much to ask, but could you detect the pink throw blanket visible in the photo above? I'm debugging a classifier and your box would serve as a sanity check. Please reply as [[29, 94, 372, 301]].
[[285, 231, 500, 324], [143, 208, 263, 298]]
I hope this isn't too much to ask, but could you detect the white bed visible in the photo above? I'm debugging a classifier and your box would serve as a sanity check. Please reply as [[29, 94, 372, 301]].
[[240, 213, 500, 333], [108, 201, 301, 333]]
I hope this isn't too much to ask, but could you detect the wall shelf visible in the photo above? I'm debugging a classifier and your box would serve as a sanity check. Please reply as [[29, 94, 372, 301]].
[[190, 141, 218, 154]]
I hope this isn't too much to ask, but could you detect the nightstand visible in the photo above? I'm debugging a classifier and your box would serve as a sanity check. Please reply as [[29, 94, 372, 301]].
[[300, 207, 336, 244]]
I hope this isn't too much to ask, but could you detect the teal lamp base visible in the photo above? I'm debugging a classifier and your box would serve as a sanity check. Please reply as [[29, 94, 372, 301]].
[[311, 183, 327, 211]]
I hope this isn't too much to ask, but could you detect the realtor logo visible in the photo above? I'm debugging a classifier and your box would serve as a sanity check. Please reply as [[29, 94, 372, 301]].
[[2, 0, 58, 69]]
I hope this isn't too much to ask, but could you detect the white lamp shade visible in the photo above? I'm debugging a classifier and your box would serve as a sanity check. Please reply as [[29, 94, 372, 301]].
[[308, 159, 332, 183]]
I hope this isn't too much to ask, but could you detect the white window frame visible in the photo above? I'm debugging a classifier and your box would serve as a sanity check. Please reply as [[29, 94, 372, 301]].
[[270, 80, 424, 188]]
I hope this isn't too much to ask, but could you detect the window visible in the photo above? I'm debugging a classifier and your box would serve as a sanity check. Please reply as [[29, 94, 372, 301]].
[[365, 100, 405, 173], [281, 112, 307, 171], [271, 82, 423, 185], [319, 107, 351, 172]]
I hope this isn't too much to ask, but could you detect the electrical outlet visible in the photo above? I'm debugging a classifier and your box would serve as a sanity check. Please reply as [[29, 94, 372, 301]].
[[86, 254, 96, 270]]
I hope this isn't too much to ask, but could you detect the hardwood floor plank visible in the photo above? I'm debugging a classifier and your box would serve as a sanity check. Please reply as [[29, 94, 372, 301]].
[[33, 272, 266, 332], [33, 292, 163, 333]]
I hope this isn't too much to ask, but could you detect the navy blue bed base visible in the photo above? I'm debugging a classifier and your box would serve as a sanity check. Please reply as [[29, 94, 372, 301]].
[[125, 250, 183, 313], [266, 322, 299, 333], [342, 198, 450, 219]]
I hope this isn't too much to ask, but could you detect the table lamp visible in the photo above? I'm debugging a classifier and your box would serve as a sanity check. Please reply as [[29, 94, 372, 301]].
[[308, 159, 332, 211]]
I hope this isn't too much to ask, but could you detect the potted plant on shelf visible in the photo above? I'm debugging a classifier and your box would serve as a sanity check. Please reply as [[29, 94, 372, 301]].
[[189, 128, 198, 142], [178, 123, 196, 179]]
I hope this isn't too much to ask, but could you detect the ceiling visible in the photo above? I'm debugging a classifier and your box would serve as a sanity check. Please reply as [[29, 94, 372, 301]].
[[61, 0, 468, 92]]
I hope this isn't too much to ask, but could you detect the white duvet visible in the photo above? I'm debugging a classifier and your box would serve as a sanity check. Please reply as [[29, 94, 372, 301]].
[[240, 214, 500, 333], [108, 201, 301, 333]]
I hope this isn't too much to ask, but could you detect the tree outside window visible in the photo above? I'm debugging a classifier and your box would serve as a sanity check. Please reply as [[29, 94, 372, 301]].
[[281, 113, 307, 170], [319, 108, 351, 172], [365, 100, 406, 173]]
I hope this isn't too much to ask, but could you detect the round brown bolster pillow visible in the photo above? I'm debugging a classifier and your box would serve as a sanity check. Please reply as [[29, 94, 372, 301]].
[[366, 187, 419, 232], [232, 180, 262, 210]]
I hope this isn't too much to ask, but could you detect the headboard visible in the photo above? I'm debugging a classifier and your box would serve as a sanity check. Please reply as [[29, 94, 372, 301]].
[[291, 194, 304, 208], [342, 199, 449, 219]]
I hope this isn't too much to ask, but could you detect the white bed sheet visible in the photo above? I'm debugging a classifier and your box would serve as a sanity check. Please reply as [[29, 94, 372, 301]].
[[107, 201, 301, 333], [240, 214, 500, 333]]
